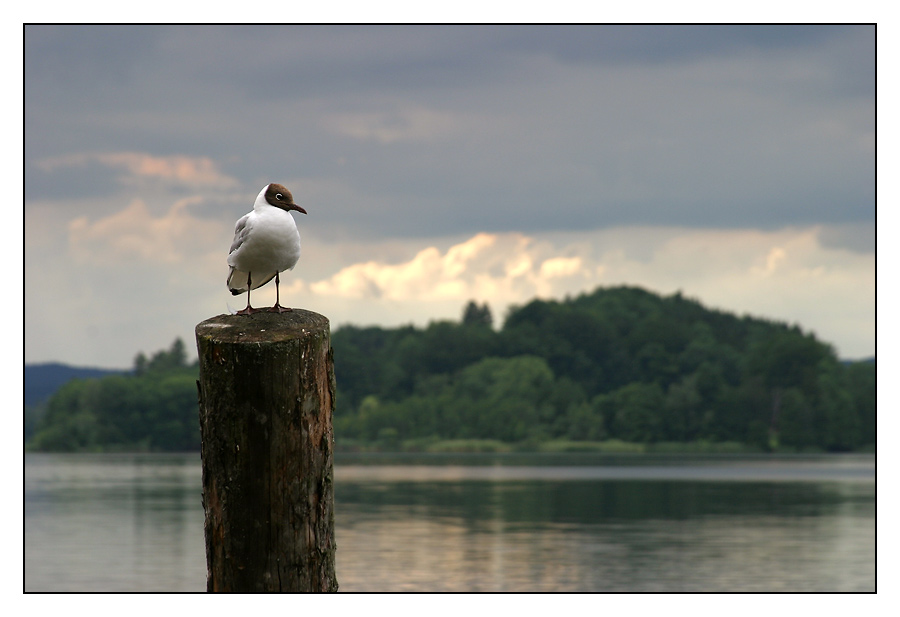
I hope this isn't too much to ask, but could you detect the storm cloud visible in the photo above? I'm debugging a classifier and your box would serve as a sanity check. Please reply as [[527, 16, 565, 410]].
[[24, 25, 875, 366]]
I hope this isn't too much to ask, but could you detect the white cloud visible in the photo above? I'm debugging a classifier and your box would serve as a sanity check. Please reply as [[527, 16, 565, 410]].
[[68, 197, 225, 265], [540, 256, 584, 278], [308, 232, 594, 304], [26, 195, 232, 368], [303, 226, 874, 359], [600, 229, 873, 353]]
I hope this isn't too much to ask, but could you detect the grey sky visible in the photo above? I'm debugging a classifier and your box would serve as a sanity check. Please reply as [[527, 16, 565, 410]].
[[24, 25, 876, 366], [26, 25, 873, 232]]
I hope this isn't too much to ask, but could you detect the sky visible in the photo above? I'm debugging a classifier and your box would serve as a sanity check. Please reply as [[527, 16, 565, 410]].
[[24, 24, 875, 368]]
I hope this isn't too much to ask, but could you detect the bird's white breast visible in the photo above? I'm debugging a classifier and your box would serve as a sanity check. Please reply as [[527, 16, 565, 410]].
[[228, 205, 301, 274]]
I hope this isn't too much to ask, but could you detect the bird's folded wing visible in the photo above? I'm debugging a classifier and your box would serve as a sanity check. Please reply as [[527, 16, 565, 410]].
[[229, 213, 252, 255]]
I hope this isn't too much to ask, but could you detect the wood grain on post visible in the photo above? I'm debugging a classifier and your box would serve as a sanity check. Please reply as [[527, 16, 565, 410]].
[[195, 310, 338, 592]]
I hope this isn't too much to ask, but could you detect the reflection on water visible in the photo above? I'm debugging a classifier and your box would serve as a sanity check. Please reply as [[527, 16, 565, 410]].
[[24, 453, 875, 592], [25, 453, 206, 592], [335, 462, 874, 592]]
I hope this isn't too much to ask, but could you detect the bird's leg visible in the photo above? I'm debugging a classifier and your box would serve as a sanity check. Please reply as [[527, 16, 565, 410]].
[[236, 272, 261, 315], [269, 271, 292, 313]]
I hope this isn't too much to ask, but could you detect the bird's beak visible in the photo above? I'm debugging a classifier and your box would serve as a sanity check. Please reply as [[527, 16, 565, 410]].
[[288, 203, 307, 215]]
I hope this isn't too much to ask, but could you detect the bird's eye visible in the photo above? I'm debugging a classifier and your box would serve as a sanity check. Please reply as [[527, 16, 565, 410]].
[[276, 193, 283, 200]]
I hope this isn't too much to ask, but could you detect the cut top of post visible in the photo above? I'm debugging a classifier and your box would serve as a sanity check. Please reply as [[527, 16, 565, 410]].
[[196, 310, 330, 344]]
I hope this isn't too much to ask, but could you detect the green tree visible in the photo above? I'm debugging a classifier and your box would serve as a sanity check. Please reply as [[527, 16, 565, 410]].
[[30, 379, 101, 451], [776, 388, 815, 449], [133, 352, 149, 376], [816, 361, 860, 451], [610, 382, 665, 443], [846, 361, 876, 447], [148, 373, 202, 450], [562, 400, 607, 441], [845, 360, 878, 446], [663, 374, 704, 441], [548, 377, 589, 437], [745, 328, 833, 446], [147, 337, 188, 373], [29, 338, 200, 452], [398, 320, 499, 383], [446, 356, 555, 442], [462, 300, 493, 328]]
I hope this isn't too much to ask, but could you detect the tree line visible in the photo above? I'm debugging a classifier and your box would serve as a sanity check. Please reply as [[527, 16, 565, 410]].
[[332, 287, 875, 452], [27, 285, 876, 452], [28, 339, 201, 452]]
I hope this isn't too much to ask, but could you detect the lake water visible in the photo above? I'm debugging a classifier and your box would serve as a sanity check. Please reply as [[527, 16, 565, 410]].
[[24, 452, 875, 592]]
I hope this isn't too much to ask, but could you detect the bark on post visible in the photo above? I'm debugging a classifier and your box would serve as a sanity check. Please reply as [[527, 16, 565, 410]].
[[195, 310, 338, 592]]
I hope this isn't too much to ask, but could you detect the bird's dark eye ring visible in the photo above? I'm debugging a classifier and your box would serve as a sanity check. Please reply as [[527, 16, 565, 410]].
[[276, 193, 283, 200]]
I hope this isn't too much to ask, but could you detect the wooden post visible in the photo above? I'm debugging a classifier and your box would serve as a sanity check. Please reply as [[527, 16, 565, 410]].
[[195, 310, 338, 592]]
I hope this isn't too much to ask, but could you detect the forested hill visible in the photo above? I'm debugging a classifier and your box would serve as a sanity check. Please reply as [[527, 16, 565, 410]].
[[332, 286, 875, 452], [26, 339, 200, 451], [26, 286, 876, 453], [25, 363, 125, 407]]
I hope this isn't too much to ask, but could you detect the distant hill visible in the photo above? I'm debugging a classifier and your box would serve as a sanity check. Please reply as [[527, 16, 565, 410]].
[[843, 357, 875, 366], [24, 363, 127, 407]]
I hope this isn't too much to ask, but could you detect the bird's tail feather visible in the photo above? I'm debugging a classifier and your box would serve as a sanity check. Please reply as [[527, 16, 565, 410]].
[[227, 267, 277, 293]]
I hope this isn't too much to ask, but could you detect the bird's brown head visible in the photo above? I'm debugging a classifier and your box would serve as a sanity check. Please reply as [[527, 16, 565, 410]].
[[265, 183, 307, 214]]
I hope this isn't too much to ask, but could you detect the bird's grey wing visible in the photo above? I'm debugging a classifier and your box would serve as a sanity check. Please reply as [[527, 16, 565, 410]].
[[229, 213, 252, 255], [226, 214, 253, 293]]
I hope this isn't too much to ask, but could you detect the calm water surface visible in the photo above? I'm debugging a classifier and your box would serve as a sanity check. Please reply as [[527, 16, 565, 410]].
[[24, 452, 875, 592]]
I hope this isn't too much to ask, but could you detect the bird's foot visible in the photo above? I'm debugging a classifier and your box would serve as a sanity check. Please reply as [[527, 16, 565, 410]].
[[268, 304, 293, 314], [235, 306, 262, 315]]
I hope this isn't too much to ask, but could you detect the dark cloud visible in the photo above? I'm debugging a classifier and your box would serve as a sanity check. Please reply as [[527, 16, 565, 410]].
[[25, 159, 122, 201], [25, 25, 162, 99], [26, 25, 872, 104], [24, 24, 874, 238], [197, 25, 871, 97], [496, 25, 840, 64], [818, 222, 876, 253]]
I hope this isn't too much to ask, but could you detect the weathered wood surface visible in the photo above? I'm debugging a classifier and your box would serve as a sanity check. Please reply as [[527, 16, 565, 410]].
[[195, 310, 338, 592]]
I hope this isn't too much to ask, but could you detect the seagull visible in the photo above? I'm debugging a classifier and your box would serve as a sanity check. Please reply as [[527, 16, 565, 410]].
[[227, 183, 307, 315]]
